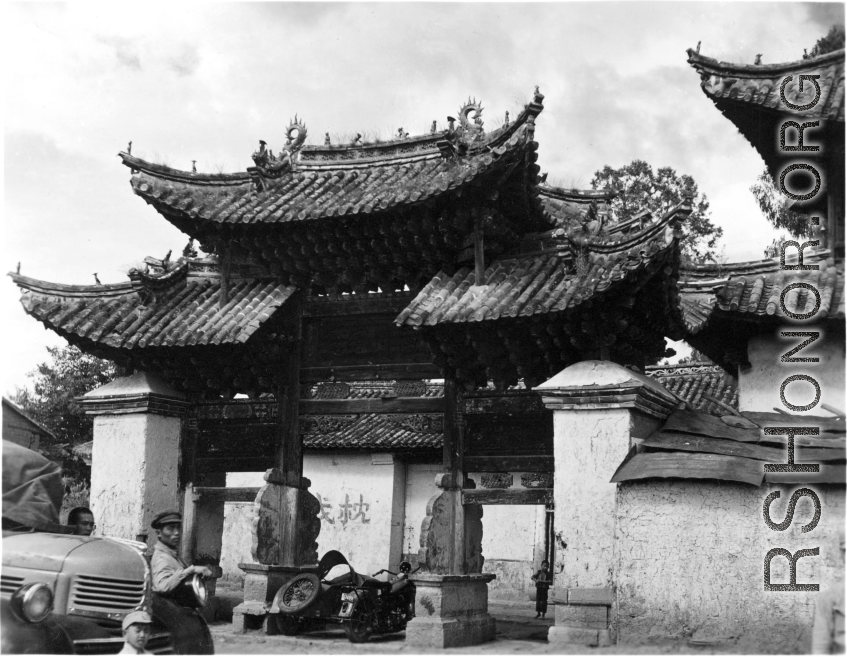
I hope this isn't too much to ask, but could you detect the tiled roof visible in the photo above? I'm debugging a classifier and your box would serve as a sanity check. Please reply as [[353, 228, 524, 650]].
[[612, 407, 846, 487], [687, 48, 845, 122], [644, 362, 737, 416], [396, 200, 690, 327], [678, 252, 845, 330], [302, 413, 442, 450], [9, 260, 294, 350], [121, 96, 545, 230]]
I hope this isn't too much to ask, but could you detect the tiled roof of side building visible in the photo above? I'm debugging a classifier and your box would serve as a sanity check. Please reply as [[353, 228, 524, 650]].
[[612, 408, 845, 487], [687, 48, 845, 122], [396, 199, 691, 327], [678, 251, 845, 330], [120, 91, 547, 231], [644, 362, 738, 416], [9, 259, 294, 350]]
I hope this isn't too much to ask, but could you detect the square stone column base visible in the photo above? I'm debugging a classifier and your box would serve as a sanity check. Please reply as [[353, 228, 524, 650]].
[[405, 573, 496, 649], [548, 587, 614, 647], [233, 563, 316, 634]]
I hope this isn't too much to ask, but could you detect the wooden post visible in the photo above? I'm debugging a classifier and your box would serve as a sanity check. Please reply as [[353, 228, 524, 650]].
[[275, 293, 303, 486], [473, 217, 485, 285], [180, 483, 196, 564], [274, 292, 304, 566], [442, 377, 463, 483], [442, 377, 466, 575]]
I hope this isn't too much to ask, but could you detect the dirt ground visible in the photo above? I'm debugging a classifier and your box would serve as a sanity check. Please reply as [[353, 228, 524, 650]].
[[209, 601, 722, 655]]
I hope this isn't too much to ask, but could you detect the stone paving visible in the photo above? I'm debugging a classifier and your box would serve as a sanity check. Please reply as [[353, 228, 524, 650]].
[[208, 601, 716, 655]]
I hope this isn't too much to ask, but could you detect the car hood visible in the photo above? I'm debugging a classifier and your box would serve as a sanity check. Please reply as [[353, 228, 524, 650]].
[[3, 533, 146, 579]]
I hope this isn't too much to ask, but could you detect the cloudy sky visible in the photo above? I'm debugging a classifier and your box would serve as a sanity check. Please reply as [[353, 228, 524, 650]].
[[3, 1, 843, 395]]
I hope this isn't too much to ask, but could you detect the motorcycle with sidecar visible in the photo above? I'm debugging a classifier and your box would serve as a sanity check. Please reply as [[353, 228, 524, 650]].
[[270, 550, 419, 643]]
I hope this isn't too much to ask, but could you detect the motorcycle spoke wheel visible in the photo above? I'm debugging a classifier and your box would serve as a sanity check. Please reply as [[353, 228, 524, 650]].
[[275, 573, 321, 615], [344, 603, 374, 643]]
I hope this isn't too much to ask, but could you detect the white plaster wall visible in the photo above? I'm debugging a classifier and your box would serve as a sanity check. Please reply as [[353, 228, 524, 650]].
[[221, 452, 404, 581], [90, 414, 181, 547], [482, 505, 546, 601], [553, 409, 633, 590], [401, 462, 442, 559], [740, 329, 845, 413], [615, 481, 845, 652]]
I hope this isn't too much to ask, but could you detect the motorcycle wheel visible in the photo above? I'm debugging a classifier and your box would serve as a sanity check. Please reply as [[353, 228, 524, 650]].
[[274, 614, 300, 636], [343, 600, 374, 643], [275, 573, 321, 615]]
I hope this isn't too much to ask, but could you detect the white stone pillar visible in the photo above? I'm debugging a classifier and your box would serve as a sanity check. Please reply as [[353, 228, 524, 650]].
[[535, 361, 677, 647], [79, 372, 187, 547]]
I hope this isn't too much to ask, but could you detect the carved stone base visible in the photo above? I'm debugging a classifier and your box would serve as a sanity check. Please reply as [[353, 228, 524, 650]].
[[239, 563, 315, 603], [233, 563, 317, 635], [405, 573, 496, 648]]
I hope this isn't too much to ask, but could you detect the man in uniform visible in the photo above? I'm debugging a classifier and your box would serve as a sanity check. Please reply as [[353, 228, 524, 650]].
[[149, 510, 212, 594]]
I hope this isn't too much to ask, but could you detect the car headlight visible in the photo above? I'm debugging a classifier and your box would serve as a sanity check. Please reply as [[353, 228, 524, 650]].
[[11, 583, 53, 623]]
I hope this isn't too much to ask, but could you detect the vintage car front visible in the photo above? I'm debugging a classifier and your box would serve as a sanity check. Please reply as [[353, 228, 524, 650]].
[[1, 531, 179, 654], [1, 440, 212, 654]]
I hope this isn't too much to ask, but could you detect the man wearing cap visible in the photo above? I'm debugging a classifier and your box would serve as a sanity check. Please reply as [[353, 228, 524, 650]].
[[811, 529, 845, 654], [150, 509, 213, 595], [119, 610, 153, 654]]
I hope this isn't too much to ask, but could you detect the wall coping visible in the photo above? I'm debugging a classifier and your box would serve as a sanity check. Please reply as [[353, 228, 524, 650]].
[[534, 360, 677, 419], [77, 372, 188, 417]]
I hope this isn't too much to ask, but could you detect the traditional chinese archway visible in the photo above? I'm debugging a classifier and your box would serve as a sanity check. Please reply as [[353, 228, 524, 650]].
[[11, 87, 695, 646]]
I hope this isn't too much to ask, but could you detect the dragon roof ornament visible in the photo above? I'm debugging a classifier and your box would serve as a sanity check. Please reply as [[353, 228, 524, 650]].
[[249, 116, 308, 190]]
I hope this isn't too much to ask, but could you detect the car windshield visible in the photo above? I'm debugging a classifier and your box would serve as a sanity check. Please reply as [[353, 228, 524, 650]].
[[2, 440, 72, 533]]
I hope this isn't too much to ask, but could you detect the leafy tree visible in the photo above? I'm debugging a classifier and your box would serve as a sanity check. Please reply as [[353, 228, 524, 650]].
[[804, 25, 845, 59], [12, 345, 121, 454], [749, 168, 814, 238], [591, 160, 724, 263]]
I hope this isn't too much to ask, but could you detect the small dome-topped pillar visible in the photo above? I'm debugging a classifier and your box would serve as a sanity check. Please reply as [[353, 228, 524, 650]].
[[534, 360, 677, 647]]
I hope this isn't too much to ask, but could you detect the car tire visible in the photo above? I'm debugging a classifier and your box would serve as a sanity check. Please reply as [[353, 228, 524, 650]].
[[274, 573, 321, 616], [274, 614, 300, 636]]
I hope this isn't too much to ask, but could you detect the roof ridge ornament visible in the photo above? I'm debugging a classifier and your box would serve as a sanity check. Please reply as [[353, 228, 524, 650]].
[[248, 116, 307, 190]]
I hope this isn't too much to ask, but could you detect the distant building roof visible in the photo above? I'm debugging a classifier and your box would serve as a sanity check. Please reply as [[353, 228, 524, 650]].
[[2, 397, 57, 441]]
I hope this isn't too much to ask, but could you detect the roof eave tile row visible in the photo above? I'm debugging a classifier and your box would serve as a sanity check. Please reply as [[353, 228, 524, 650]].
[[121, 121, 539, 229], [396, 201, 690, 327], [686, 48, 845, 122], [10, 270, 295, 350]]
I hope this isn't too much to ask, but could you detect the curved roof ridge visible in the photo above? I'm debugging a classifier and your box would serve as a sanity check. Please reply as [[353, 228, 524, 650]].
[[538, 186, 616, 202], [9, 272, 135, 298], [687, 47, 845, 76], [118, 87, 546, 180], [119, 153, 252, 185]]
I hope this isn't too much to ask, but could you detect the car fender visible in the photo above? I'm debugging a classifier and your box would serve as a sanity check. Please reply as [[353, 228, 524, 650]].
[[1, 597, 113, 654], [152, 593, 213, 655]]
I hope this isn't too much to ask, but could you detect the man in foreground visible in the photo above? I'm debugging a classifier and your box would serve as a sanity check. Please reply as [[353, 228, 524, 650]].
[[149, 510, 213, 594]]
